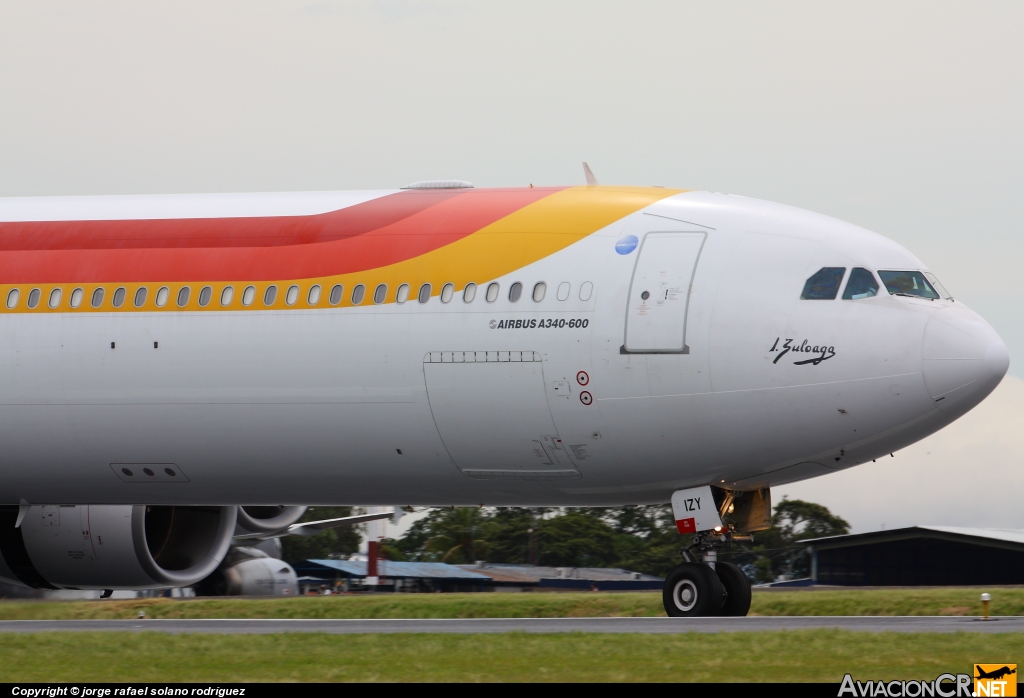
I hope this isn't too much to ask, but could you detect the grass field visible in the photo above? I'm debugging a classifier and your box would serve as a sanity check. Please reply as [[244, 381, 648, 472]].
[[1, 591, 1018, 682], [0, 587, 1017, 620], [0, 629, 1018, 682]]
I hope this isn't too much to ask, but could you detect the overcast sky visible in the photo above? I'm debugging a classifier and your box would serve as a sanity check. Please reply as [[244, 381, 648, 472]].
[[2, 1, 1021, 533]]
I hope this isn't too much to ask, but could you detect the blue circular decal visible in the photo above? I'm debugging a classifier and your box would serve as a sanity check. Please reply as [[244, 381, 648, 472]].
[[615, 235, 639, 255]]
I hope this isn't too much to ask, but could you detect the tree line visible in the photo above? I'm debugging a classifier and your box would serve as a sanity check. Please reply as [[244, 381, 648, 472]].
[[282, 498, 850, 582]]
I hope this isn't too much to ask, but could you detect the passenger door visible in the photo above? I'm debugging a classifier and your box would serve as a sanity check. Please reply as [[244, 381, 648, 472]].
[[623, 232, 706, 353]]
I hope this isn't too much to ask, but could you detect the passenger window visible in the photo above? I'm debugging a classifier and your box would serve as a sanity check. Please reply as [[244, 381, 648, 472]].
[[155, 287, 169, 307], [374, 283, 387, 304], [242, 286, 256, 306], [532, 282, 546, 302], [580, 281, 593, 301], [48, 289, 62, 309], [801, 267, 845, 300], [199, 286, 213, 307], [557, 282, 570, 301], [486, 282, 499, 303], [440, 283, 454, 303], [417, 283, 431, 304], [264, 285, 277, 305], [351, 284, 365, 304], [842, 268, 879, 300], [112, 287, 126, 308], [307, 285, 321, 305], [28, 288, 40, 309], [329, 285, 343, 305], [220, 286, 234, 306], [463, 283, 477, 303], [70, 288, 83, 308], [508, 282, 523, 302], [5, 289, 18, 309], [396, 284, 410, 303], [286, 285, 299, 305], [177, 287, 190, 307], [91, 288, 104, 308], [134, 287, 147, 307], [878, 270, 940, 300]]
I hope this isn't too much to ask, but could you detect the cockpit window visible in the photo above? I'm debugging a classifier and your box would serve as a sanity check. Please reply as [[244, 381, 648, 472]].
[[924, 272, 952, 300], [801, 267, 846, 300], [878, 270, 940, 300], [842, 267, 879, 300]]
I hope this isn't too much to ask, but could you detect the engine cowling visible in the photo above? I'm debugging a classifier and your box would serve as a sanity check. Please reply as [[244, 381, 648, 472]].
[[0, 505, 237, 590], [222, 557, 298, 596], [195, 544, 298, 596], [235, 506, 307, 534]]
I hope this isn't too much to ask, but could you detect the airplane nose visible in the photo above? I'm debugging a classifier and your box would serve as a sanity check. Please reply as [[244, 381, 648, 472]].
[[921, 310, 1009, 413]]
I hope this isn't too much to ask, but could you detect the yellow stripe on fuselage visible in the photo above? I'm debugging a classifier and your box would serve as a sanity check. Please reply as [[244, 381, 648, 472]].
[[369, 186, 683, 296]]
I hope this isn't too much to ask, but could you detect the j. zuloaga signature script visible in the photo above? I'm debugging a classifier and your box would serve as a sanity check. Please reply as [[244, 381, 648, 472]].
[[770, 337, 836, 366]]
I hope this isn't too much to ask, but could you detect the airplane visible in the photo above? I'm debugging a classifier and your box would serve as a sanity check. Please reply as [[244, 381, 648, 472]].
[[0, 166, 1008, 616]]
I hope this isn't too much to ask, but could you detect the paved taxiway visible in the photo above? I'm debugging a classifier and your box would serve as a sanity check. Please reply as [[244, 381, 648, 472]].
[[0, 617, 1020, 634]]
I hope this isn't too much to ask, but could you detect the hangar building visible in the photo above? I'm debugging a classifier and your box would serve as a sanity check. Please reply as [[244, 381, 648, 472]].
[[805, 527, 1024, 586], [294, 559, 491, 593]]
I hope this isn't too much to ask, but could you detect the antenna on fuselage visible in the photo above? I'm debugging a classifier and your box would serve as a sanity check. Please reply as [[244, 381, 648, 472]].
[[583, 162, 599, 186]]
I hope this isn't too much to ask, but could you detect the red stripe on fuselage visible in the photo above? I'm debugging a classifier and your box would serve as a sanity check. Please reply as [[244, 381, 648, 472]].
[[0, 188, 565, 283], [0, 190, 458, 250]]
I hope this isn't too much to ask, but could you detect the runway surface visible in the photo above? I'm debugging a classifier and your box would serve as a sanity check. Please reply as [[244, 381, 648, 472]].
[[0, 616, 1020, 634]]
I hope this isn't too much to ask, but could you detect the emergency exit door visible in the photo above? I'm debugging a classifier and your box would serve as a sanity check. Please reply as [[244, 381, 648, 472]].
[[624, 232, 706, 353]]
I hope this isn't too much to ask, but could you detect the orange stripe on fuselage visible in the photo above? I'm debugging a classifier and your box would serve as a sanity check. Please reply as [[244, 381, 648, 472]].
[[0, 187, 566, 283]]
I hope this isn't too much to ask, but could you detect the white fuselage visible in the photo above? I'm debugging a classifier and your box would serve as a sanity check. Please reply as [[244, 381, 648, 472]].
[[0, 190, 1008, 507]]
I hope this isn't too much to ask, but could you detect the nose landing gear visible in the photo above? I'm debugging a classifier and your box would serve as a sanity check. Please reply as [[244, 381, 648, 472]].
[[662, 530, 753, 617], [663, 485, 768, 618]]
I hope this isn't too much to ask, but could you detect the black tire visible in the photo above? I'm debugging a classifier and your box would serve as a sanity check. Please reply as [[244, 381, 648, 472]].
[[663, 562, 725, 617], [715, 562, 752, 616]]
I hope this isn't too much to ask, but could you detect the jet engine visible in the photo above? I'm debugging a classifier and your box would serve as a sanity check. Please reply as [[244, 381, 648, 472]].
[[0, 504, 237, 590], [194, 541, 298, 596], [235, 506, 307, 534]]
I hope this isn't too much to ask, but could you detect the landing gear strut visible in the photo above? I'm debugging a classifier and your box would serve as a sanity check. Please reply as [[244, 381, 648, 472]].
[[662, 530, 752, 617], [663, 485, 766, 617]]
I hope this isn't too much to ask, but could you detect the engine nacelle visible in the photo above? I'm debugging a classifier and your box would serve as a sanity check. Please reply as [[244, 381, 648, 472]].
[[221, 557, 298, 596], [194, 541, 298, 596], [0, 505, 237, 590], [235, 506, 307, 534]]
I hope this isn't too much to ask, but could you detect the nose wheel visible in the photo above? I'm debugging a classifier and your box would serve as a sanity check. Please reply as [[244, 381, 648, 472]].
[[662, 561, 752, 617], [663, 524, 753, 618], [663, 563, 724, 617], [714, 561, 752, 616]]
